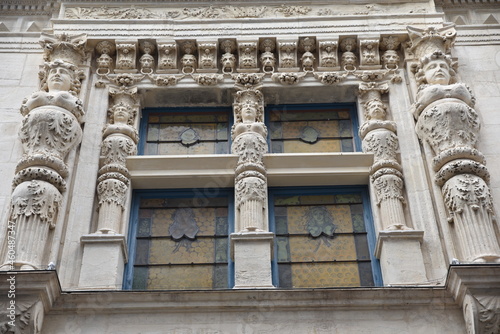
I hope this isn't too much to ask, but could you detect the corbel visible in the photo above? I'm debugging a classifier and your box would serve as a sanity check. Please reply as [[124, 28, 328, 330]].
[[358, 34, 382, 70], [237, 39, 259, 73], [197, 41, 218, 73], [277, 38, 299, 72], [115, 40, 138, 73], [157, 40, 178, 74], [317, 37, 340, 71]]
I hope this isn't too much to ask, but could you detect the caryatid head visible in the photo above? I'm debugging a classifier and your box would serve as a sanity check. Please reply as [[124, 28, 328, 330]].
[[42, 60, 81, 95], [415, 50, 456, 86]]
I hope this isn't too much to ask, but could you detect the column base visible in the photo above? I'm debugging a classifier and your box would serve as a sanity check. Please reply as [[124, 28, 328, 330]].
[[231, 232, 275, 289], [78, 233, 127, 290], [375, 230, 428, 285]]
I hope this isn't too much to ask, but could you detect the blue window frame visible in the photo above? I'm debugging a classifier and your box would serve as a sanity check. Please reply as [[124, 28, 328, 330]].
[[123, 188, 234, 290], [268, 186, 382, 288]]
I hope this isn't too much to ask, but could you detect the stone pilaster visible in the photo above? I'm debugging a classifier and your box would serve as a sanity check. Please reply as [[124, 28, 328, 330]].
[[359, 82, 427, 285], [1, 33, 87, 271], [230, 73, 273, 289], [408, 25, 500, 264]]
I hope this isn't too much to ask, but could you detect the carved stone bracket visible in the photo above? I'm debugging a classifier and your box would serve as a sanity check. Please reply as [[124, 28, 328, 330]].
[[197, 41, 218, 73], [157, 40, 178, 73], [358, 36, 382, 70], [278, 39, 299, 71], [317, 38, 339, 71], [237, 40, 259, 73], [115, 40, 137, 73], [447, 265, 500, 334]]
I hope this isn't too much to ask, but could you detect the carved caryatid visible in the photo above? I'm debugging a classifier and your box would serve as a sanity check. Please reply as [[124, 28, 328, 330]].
[[408, 25, 500, 263], [359, 82, 409, 231], [1, 34, 87, 270], [96, 86, 139, 234], [231, 80, 268, 232]]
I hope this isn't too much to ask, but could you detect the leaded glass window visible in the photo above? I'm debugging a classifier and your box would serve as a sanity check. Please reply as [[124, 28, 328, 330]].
[[127, 190, 232, 290], [141, 107, 231, 155], [270, 187, 380, 288], [267, 103, 360, 153]]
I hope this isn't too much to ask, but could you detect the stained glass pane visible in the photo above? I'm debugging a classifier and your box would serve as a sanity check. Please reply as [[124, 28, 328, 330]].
[[291, 262, 360, 288], [133, 195, 229, 290], [273, 192, 374, 288], [268, 105, 356, 153], [143, 109, 230, 155]]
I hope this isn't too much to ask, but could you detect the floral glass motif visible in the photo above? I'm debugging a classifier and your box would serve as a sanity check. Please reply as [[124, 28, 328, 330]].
[[144, 109, 230, 155], [132, 197, 229, 290], [273, 193, 374, 288], [268, 105, 355, 153]]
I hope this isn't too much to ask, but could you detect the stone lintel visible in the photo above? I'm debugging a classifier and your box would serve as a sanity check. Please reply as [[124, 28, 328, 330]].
[[0, 270, 61, 312]]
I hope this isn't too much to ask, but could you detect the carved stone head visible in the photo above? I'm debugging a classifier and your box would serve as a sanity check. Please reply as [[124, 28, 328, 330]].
[[181, 54, 197, 73], [41, 60, 81, 95], [260, 51, 276, 72], [301, 51, 315, 71], [108, 102, 135, 126], [221, 52, 236, 73], [139, 53, 154, 73], [364, 98, 387, 121], [341, 51, 357, 70], [235, 91, 264, 123], [382, 50, 400, 69], [416, 50, 456, 86], [97, 53, 113, 73]]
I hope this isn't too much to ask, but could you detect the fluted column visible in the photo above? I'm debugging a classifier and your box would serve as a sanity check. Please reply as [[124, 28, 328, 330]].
[[1, 33, 87, 271], [408, 25, 500, 264], [359, 82, 427, 285], [230, 73, 274, 288]]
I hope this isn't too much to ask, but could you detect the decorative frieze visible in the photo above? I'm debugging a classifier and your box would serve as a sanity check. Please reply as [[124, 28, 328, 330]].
[[1, 34, 87, 271], [408, 25, 500, 264]]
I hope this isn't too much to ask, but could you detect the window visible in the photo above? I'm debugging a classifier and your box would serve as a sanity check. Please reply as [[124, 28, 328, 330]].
[[139, 107, 232, 155], [124, 189, 234, 290], [267, 103, 361, 153], [269, 186, 382, 288], [139, 103, 361, 156]]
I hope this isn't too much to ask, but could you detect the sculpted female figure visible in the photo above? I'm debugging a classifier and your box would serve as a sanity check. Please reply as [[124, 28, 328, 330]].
[[413, 50, 500, 263], [231, 91, 268, 232]]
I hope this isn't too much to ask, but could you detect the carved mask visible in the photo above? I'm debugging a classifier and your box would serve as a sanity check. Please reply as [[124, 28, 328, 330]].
[[423, 58, 451, 85], [47, 66, 72, 92]]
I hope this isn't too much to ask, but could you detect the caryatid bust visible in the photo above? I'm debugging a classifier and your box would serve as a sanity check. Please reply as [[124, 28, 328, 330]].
[[415, 51, 456, 87], [232, 93, 267, 140], [364, 98, 387, 121], [381, 50, 400, 70]]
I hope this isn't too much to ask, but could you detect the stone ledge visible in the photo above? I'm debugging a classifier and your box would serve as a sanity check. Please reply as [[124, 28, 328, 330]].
[[374, 230, 424, 259], [446, 264, 500, 305], [127, 152, 373, 189], [0, 271, 61, 312]]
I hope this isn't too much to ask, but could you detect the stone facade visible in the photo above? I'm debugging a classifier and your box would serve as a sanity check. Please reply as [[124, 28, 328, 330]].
[[0, 0, 500, 333]]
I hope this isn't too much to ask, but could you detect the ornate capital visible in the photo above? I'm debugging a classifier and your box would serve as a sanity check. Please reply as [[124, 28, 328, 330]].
[[39, 33, 87, 65]]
